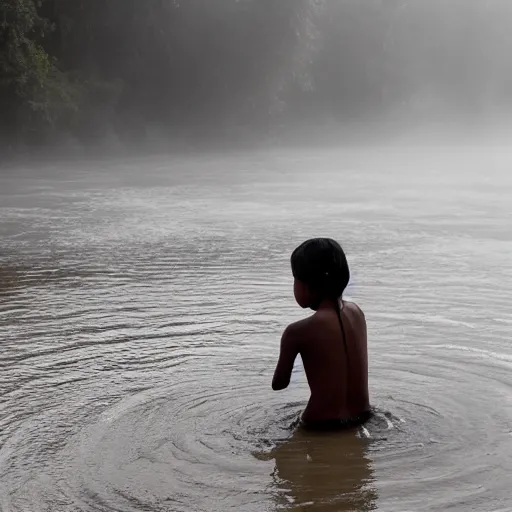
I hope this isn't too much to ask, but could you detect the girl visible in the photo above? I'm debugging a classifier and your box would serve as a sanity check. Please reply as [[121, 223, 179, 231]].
[[272, 238, 371, 430]]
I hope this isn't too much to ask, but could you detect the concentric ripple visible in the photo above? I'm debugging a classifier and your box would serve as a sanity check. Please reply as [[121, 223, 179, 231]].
[[371, 350, 512, 511], [56, 375, 300, 512], [1, 151, 512, 511]]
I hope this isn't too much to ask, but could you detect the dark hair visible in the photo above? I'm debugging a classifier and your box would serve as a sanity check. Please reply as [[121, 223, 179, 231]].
[[291, 237, 350, 357], [291, 238, 350, 300]]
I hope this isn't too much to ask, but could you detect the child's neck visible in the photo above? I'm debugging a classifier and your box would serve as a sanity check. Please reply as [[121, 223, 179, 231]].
[[315, 298, 340, 312]]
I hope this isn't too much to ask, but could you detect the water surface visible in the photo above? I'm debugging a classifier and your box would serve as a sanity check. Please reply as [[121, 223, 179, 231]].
[[1, 148, 512, 511]]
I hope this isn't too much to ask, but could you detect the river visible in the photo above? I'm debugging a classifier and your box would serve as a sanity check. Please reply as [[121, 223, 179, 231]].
[[1, 147, 511, 511]]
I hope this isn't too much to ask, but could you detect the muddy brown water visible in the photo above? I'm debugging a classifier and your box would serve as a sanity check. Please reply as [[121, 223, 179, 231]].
[[1, 148, 511, 511]]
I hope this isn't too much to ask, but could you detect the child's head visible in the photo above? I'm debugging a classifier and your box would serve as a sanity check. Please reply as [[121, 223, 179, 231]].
[[291, 238, 350, 309]]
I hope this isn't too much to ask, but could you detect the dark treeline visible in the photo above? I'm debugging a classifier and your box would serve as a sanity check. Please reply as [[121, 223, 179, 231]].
[[2, 0, 512, 150]]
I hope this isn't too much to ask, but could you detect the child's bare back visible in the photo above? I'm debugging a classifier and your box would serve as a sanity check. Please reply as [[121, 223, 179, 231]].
[[272, 238, 370, 430]]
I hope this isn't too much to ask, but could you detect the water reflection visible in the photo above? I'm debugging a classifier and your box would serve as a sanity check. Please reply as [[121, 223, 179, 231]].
[[0, 264, 25, 297], [271, 428, 378, 511]]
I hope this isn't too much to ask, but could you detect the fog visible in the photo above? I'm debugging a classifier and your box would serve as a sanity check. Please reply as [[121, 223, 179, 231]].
[[2, 0, 512, 155]]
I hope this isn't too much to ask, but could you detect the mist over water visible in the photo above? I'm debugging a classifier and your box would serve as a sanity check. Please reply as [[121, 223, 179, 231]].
[[2, 1, 512, 511], [3, 0, 512, 152]]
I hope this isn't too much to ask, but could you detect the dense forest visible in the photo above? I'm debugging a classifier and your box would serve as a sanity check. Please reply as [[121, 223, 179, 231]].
[[2, 0, 512, 150]]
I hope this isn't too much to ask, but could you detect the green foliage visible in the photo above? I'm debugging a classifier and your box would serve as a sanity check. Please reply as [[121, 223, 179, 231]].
[[0, 0, 80, 142], [2, 0, 321, 145]]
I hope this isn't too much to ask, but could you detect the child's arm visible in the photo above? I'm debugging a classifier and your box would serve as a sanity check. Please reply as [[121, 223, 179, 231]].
[[272, 325, 300, 391]]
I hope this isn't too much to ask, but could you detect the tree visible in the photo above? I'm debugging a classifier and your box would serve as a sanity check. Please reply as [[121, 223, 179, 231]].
[[0, 0, 78, 144]]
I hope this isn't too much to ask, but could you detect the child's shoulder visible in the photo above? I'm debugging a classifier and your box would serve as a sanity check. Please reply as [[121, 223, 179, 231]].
[[284, 310, 331, 338], [282, 315, 316, 344], [343, 299, 365, 316], [284, 316, 313, 335]]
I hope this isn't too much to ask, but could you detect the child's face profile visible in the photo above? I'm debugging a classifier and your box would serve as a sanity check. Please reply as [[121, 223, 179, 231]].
[[294, 279, 313, 309]]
